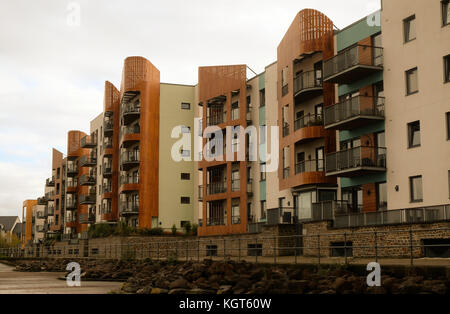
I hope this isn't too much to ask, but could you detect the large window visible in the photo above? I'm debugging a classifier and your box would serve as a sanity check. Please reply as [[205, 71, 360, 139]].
[[444, 55, 450, 83], [443, 0, 450, 26], [406, 67, 419, 95], [403, 15, 416, 43], [409, 176, 423, 203], [408, 121, 421, 148], [377, 182, 387, 211], [259, 89, 266, 107]]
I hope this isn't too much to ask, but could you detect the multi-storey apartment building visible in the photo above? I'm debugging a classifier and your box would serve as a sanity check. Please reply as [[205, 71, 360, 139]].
[[21, 4, 449, 242], [323, 11, 387, 214]]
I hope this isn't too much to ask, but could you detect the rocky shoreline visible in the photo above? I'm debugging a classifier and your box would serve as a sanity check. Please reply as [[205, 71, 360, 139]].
[[10, 259, 450, 294]]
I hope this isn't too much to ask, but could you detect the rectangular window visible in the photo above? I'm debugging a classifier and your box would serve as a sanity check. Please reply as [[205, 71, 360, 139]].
[[377, 182, 387, 211], [282, 67, 289, 96], [259, 89, 265, 107], [403, 15, 416, 43], [446, 112, 450, 140], [444, 55, 450, 83], [408, 121, 421, 148], [260, 200, 267, 220], [443, 0, 450, 26], [181, 173, 190, 180], [181, 197, 190, 204], [231, 199, 241, 225], [410, 176, 423, 202], [181, 102, 191, 110], [406, 67, 418, 95], [260, 163, 266, 181]]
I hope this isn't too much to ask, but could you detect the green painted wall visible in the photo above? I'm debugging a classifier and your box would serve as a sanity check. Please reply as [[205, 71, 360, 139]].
[[339, 120, 385, 142], [259, 72, 265, 90], [340, 172, 386, 188], [338, 72, 383, 96], [260, 180, 266, 201], [337, 11, 381, 51]]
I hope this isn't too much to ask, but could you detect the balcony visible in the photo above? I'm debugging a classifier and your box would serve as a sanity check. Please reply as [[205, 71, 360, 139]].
[[66, 199, 77, 211], [104, 138, 113, 149], [45, 191, 55, 200], [79, 193, 96, 205], [121, 125, 140, 147], [207, 181, 227, 195], [120, 202, 139, 216], [66, 217, 77, 229], [295, 159, 324, 174], [206, 112, 226, 127], [79, 174, 96, 186], [45, 205, 55, 216], [81, 135, 97, 148], [266, 207, 297, 225], [66, 180, 77, 192], [294, 70, 323, 101], [121, 151, 140, 171], [104, 119, 114, 136], [325, 146, 387, 177], [67, 165, 78, 177], [103, 183, 112, 194], [122, 102, 140, 125], [324, 96, 385, 130], [294, 113, 323, 131], [79, 212, 96, 224], [103, 163, 113, 177], [45, 176, 55, 187], [323, 45, 383, 84], [80, 155, 97, 167], [206, 216, 226, 226]]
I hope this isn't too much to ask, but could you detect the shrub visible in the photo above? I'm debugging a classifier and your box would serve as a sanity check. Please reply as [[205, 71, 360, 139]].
[[171, 224, 177, 236], [183, 221, 192, 235], [88, 223, 115, 238], [149, 228, 163, 236], [191, 223, 198, 236]]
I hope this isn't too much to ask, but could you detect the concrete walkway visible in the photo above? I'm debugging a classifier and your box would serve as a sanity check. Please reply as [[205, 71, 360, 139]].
[[0, 263, 122, 294]]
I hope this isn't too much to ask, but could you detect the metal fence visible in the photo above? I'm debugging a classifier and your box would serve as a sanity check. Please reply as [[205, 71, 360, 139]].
[[2, 227, 449, 266]]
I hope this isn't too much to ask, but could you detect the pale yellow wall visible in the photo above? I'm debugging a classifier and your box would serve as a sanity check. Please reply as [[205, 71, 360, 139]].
[[265, 62, 294, 209], [90, 113, 104, 223], [383, 0, 450, 209], [159, 83, 196, 230]]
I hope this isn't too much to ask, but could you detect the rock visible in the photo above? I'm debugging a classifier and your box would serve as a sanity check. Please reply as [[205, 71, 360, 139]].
[[169, 277, 189, 289], [430, 283, 447, 295], [333, 277, 353, 294], [217, 285, 233, 294], [168, 288, 188, 295], [186, 288, 215, 294], [121, 282, 139, 293], [151, 288, 168, 294], [288, 280, 309, 293]]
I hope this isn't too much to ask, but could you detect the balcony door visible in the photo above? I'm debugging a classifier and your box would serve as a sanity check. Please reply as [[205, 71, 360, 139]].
[[296, 191, 317, 220], [341, 187, 362, 213], [315, 147, 324, 172], [314, 61, 322, 86]]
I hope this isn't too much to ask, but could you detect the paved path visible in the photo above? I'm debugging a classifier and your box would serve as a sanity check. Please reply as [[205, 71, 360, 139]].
[[0, 263, 122, 294]]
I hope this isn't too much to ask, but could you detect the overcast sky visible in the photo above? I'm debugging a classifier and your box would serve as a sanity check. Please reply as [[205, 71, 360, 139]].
[[0, 0, 380, 218]]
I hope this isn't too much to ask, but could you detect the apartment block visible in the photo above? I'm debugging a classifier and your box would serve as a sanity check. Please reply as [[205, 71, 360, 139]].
[[21, 4, 449, 242]]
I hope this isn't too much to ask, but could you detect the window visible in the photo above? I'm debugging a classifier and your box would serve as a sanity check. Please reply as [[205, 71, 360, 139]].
[[403, 15, 416, 43], [408, 121, 421, 148], [410, 176, 423, 202], [232, 198, 240, 224], [181, 173, 190, 180], [406, 67, 418, 95], [447, 112, 450, 140], [181, 102, 190, 110], [260, 163, 266, 181], [260, 200, 267, 220], [282, 67, 289, 96], [206, 245, 218, 257], [443, 0, 450, 26], [377, 182, 387, 211], [444, 55, 450, 83], [181, 197, 190, 204], [259, 89, 265, 107]]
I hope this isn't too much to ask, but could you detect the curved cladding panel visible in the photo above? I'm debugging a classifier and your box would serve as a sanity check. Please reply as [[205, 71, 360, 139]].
[[198, 65, 249, 237], [277, 9, 337, 190], [120, 57, 160, 229], [67, 130, 83, 158], [22, 200, 37, 244], [104, 81, 120, 112]]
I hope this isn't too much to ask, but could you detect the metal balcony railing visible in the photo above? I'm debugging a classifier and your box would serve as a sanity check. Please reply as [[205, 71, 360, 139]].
[[121, 151, 140, 164], [81, 135, 97, 148], [103, 163, 112, 176], [120, 174, 139, 185], [323, 45, 384, 82], [79, 194, 96, 204], [120, 202, 139, 215], [66, 180, 77, 189], [294, 113, 323, 131], [66, 199, 77, 210], [104, 138, 113, 149], [122, 102, 140, 116], [45, 176, 55, 187], [45, 191, 55, 200], [67, 165, 78, 176], [80, 155, 97, 167], [206, 216, 226, 226], [207, 181, 227, 195], [79, 174, 96, 186], [206, 111, 227, 126], [325, 146, 387, 175], [295, 159, 325, 174], [104, 120, 114, 133], [102, 183, 112, 193], [324, 96, 385, 128], [294, 70, 323, 95], [122, 124, 140, 136], [267, 207, 297, 225]]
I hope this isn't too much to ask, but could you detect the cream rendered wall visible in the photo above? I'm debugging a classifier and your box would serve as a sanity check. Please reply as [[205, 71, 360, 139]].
[[265, 62, 294, 209], [90, 113, 103, 223], [159, 83, 196, 230], [383, 0, 450, 209], [193, 84, 202, 223]]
